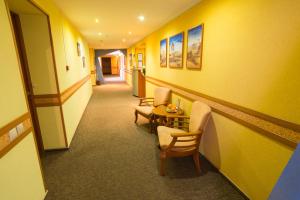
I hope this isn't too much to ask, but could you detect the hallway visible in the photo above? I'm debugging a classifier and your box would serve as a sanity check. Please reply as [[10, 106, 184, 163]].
[[42, 83, 245, 200]]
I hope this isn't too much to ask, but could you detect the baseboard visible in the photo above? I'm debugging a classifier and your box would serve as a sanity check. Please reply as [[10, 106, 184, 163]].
[[218, 169, 250, 199], [201, 154, 250, 199], [44, 147, 69, 152]]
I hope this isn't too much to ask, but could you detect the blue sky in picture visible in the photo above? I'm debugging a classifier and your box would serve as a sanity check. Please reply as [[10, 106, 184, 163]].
[[188, 25, 203, 46], [160, 39, 167, 47], [169, 33, 183, 53], [160, 39, 167, 53]]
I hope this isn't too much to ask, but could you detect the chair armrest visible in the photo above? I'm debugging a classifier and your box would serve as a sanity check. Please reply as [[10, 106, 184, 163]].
[[139, 97, 154, 106], [171, 131, 202, 137], [163, 131, 203, 151]]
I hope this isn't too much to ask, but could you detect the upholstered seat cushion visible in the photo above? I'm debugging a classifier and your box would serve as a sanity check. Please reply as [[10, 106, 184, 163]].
[[157, 126, 196, 149], [135, 105, 154, 115]]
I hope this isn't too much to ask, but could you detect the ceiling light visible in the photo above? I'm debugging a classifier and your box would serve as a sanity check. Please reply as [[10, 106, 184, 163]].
[[128, 31, 132, 35], [122, 38, 126, 42], [95, 18, 99, 23], [98, 32, 102, 36], [138, 15, 145, 22]]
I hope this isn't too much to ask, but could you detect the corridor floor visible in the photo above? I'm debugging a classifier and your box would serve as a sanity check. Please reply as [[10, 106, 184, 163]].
[[42, 83, 246, 200]]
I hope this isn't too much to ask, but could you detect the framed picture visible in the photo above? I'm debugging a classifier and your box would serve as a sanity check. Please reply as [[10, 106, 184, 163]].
[[77, 42, 81, 56], [82, 56, 86, 68], [187, 24, 204, 69], [160, 38, 167, 67], [138, 53, 143, 68], [169, 32, 184, 68]]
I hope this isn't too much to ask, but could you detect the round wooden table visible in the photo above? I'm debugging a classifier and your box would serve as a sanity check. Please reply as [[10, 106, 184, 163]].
[[152, 105, 183, 133]]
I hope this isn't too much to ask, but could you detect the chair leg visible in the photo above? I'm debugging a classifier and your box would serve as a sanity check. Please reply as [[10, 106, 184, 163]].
[[160, 151, 166, 176], [193, 151, 201, 175], [149, 115, 153, 133], [134, 110, 138, 123]]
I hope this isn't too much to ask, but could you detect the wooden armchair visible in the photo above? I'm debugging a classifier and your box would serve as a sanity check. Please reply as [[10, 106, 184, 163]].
[[134, 87, 171, 131], [157, 101, 211, 176]]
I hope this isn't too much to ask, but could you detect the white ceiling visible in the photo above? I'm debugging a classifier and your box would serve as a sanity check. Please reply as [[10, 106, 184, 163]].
[[52, 0, 201, 49]]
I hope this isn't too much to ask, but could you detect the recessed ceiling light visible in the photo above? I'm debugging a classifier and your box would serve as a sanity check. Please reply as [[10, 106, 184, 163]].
[[98, 32, 102, 36], [138, 15, 145, 22], [95, 18, 99, 23], [128, 31, 132, 35]]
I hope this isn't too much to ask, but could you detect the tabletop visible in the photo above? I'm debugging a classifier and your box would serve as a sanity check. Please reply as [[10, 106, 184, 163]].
[[152, 105, 183, 117]]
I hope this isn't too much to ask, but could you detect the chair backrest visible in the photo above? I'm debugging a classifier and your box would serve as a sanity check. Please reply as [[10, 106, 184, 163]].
[[189, 101, 211, 133], [153, 87, 171, 107]]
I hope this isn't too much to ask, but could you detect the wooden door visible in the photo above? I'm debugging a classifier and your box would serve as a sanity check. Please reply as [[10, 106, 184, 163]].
[[10, 12, 44, 153], [101, 57, 112, 75]]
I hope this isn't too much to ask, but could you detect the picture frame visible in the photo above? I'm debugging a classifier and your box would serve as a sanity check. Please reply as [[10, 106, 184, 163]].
[[137, 53, 143, 68], [82, 56, 86, 68], [187, 24, 204, 69], [160, 38, 167, 67], [77, 42, 81, 56], [169, 32, 184, 68]]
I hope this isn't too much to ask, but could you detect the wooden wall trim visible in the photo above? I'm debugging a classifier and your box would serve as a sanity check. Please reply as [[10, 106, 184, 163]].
[[33, 94, 60, 107], [60, 75, 90, 103], [146, 76, 300, 148], [33, 75, 91, 107], [0, 113, 30, 137], [0, 112, 32, 158]]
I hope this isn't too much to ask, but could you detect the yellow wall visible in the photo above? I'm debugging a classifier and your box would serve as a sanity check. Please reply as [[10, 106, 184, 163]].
[[63, 80, 92, 146], [0, 133, 46, 200], [131, 0, 299, 199], [30, 0, 92, 147], [1, 0, 92, 197], [37, 106, 65, 149], [0, 0, 45, 199], [60, 17, 91, 91], [89, 48, 96, 85]]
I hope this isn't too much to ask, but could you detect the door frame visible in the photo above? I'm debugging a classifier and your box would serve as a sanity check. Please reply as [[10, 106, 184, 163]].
[[10, 11, 45, 153]]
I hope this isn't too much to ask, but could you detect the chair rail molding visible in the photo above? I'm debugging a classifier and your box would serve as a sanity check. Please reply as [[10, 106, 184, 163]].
[[0, 112, 32, 158], [33, 74, 91, 107], [146, 76, 300, 148]]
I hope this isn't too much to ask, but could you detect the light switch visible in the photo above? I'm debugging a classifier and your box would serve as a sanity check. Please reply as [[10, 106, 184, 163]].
[[16, 123, 24, 134], [9, 128, 18, 142]]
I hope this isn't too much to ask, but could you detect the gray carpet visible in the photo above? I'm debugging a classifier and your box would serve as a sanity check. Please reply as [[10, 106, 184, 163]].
[[42, 83, 246, 200]]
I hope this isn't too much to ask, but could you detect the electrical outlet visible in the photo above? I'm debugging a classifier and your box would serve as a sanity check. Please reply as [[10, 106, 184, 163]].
[[9, 128, 18, 142], [16, 123, 24, 134]]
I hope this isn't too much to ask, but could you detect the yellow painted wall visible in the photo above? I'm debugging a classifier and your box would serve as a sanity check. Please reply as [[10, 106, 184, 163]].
[[0, 133, 46, 200], [63, 80, 92, 146], [37, 106, 65, 149], [60, 18, 91, 91], [132, 0, 299, 199], [0, 0, 45, 199], [89, 48, 96, 85], [0, 1, 27, 126], [30, 0, 92, 147]]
